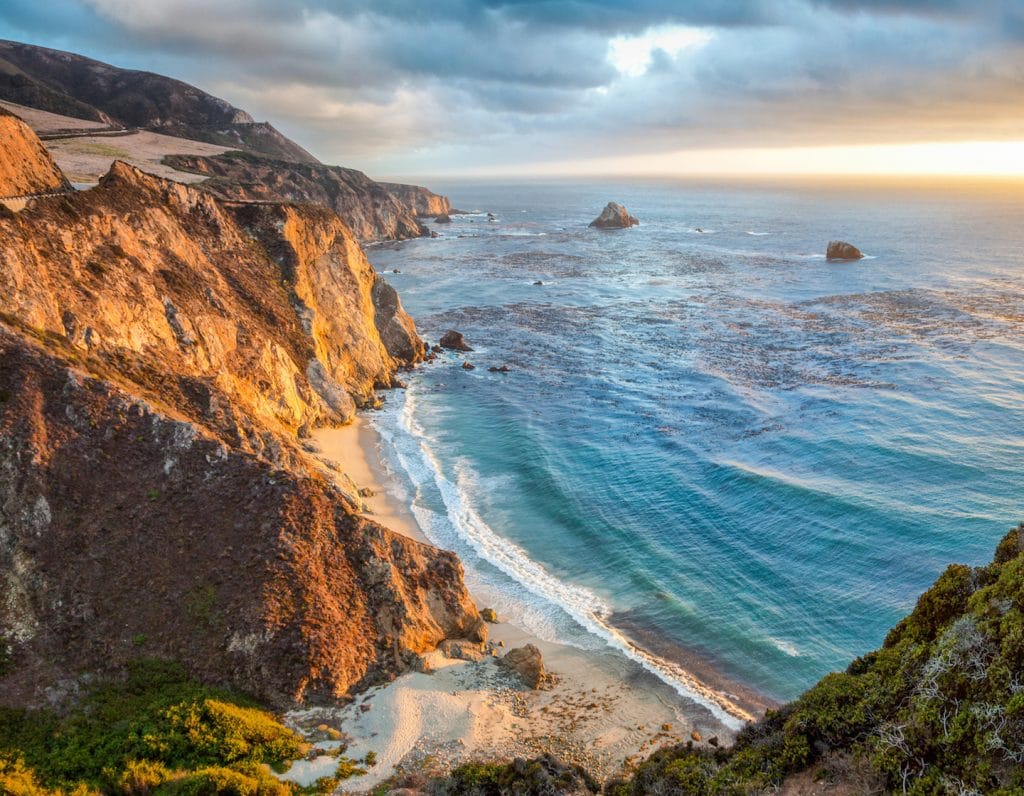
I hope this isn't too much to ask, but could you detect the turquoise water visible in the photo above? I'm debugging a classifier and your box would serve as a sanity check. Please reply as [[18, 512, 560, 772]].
[[365, 178, 1024, 720]]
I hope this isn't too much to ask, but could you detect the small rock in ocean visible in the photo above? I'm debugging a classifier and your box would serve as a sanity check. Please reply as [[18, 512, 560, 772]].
[[589, 201, 639, 229], [392, 268, 400, 273], [487, 365, 510, 373], [533, 280, 544, 285], [360, 703, 372, 713], [435, 212, 452, 223], [430, 230, 440, 238], [439, 329, 473, 351], [462, 361, 475, 370], [826, 240, 864, 260], [481, 607, 498, 623]]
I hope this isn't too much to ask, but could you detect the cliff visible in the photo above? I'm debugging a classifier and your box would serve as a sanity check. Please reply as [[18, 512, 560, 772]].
[[379, 181, 452, 217], [0, 123, 475, 710], [0, 106, 68, 196], [0, 40, 316, 163], [163, 151, 445, 243]]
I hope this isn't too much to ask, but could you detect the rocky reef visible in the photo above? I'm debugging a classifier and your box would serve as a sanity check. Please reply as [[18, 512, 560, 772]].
[[0, 120, 477, 710]]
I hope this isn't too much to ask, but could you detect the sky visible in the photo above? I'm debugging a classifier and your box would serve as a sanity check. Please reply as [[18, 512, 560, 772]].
[[2, 0, 1023, 178]]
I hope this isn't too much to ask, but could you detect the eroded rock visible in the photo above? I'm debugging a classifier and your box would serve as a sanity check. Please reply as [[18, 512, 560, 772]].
[[589, 202, 638, 229], [500, 644, 547, 688], [826, 240, 864, 260]]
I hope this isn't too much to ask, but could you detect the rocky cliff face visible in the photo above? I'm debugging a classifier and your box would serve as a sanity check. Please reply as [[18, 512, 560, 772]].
[[379, 181, 452, 217], [0, 107, 68, 196], [0, 330, 477, 708], [0, 160, 425, 436], [163, 152, 444, 243], [0, 40, 316, 163], [0, 123, 474, 709]]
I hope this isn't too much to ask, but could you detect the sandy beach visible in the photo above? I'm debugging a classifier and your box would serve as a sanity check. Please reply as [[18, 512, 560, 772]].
[[294, 417, 744, 792]]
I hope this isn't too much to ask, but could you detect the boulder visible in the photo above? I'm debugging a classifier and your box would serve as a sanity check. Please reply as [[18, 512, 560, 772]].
[[826, 240, 864, 260], [440, 639, 484, 662], [435, 212, 452, 224], [487, 365, 510, 373], [467, 617, 488, 643], [589, 202, 638, 229], [439, 330, 473, 351], [462, 361, 476, 370], [480, 607, 498, 623], [500, 643, 547, 688]]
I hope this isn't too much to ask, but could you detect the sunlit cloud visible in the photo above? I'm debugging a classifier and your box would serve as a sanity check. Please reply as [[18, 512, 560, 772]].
[[1, 1, 1022, 176], [607, 25, 713, 78]]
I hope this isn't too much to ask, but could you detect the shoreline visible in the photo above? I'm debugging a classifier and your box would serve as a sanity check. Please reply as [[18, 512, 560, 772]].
[[301, 413, 749, 790]]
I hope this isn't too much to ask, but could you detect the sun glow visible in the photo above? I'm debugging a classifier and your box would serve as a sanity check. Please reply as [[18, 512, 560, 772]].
[[608, 25, 713, 77], [458, 140, 1024, 179]]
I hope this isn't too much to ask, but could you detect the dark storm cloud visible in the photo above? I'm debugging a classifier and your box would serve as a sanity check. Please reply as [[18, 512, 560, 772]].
[[0, 0, 1020, 172]]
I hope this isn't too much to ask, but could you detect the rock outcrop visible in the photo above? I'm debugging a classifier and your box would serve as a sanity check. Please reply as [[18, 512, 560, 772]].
[[0, 106, 68, 196], [0, 330, 479, 708], [0, 160, 420, 434], [0, 123, 479, 708], [0, 40, 316, 162], [500, 644, 547, 688], [439, 330, 473, 351], [826, 240, 864, 260], [589, 202, 638, 229], [379, 182, 451, 217], [163, 152, 440, 243], [434, 212, 452, 224]]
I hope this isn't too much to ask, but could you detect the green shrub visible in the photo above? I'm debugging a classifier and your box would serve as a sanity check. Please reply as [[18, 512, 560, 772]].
[[0, 660, 307, 794]]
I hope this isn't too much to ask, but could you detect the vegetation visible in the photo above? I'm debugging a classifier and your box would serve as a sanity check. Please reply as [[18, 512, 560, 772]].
[[0, 659, 346, 795], [608, 524, 1024, 795], [428, 756, 598, 795]]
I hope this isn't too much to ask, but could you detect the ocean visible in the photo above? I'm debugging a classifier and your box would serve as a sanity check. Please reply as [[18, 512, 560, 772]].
[[363, 177, 1024, 720]]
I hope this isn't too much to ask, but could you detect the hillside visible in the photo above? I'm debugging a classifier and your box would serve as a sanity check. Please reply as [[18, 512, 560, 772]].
[[0, 120, 483, 712], [164, 151, 434, 243], [0, 39, 316, 163], [603, 523, 1024, 794]]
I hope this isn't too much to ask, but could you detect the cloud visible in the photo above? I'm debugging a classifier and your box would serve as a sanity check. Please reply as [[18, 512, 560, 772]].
[[1, 0, 1021, 174]]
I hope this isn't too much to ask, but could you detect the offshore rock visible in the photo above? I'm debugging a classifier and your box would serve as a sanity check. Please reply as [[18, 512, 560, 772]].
[[826, 240, 864, 260], [589, 201, 638, 229], [440, 330, 473, 352], [434, 212, 452, 224]]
